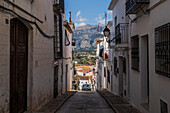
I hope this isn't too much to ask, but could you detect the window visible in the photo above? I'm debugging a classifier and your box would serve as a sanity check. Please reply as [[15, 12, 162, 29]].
[[104, 67, 106, 77], [123, 57, 126, 74], [54, 13, 63, 59], [65, 30, 70, 46], [131, 35, 139, 71], [160, 99, 168, 113], [107, 68, 110, 83], [99, 48, 104, 57], [114, 57, 117, 76], [155, 23, 170, 78]]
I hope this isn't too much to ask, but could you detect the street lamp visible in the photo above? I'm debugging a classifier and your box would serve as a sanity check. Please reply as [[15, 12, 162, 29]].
[[103, 26, 110, 43], [72, 38, 75, 46]]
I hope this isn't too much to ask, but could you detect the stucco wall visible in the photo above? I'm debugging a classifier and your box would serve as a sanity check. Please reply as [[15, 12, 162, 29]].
[[0, 0, 54, 112], [129, 0, 170, 113], [0, 12, 10, 113]]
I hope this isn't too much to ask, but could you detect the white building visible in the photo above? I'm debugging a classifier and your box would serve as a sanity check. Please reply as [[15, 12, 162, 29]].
[[108, 0, 130, 99], [108, 0, 170, 113], [0, 0, 55, 112], [96, 38, 104, 90], [0, 0, 75, 112]]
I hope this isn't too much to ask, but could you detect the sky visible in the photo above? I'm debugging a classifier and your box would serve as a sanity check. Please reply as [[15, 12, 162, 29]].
[[65, 0, 112, 28]]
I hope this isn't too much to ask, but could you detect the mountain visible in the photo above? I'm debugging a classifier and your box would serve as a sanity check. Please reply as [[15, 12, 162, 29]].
[[74, 24, 104, 49]]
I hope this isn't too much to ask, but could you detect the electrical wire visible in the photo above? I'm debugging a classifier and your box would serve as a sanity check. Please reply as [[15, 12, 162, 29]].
[[0, 5, 54, 38]]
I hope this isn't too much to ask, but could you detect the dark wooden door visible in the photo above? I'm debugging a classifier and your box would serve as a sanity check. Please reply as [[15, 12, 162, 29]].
[[10, 19, 28, 113], [54, 66, 58, 98]]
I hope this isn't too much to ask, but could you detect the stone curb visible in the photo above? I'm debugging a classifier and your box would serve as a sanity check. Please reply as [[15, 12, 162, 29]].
[[34, 91, 77, 113], [97, 90, 118, 113], [97, 90, 141, 113]]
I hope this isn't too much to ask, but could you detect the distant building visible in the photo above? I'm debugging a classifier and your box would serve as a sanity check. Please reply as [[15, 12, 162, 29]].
[[75, 66, 96, 88]]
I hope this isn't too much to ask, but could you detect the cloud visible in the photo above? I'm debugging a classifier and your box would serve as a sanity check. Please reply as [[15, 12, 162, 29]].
[[78, 16, 88, 22], [75, 22, 86, 27], [95, 11, 112, 25], [95, 15, 105, 25], [76, 10, 81, 17], [75, 10, 88, 22]]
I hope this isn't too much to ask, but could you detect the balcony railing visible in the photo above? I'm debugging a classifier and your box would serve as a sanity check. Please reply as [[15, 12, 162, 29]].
[[115, 23, 129, 45], [126, 0, 149, 14]]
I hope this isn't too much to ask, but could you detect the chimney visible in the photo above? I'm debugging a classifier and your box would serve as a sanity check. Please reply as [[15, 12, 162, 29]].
[[69, 12, 71, 22]]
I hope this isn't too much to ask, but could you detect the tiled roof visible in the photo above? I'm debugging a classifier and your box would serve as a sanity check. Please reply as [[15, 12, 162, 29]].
[[75, 66, 95, 73]]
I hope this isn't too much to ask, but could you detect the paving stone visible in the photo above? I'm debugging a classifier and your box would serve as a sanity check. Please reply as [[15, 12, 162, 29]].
[[37, 91, 76, 113], [98, 89, 142, 113]]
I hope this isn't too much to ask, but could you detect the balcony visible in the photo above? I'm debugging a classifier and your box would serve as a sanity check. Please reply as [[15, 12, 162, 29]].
[[53, 0, 65, 13], [115, 23, 129, 48], [126, 0, 149, 15]]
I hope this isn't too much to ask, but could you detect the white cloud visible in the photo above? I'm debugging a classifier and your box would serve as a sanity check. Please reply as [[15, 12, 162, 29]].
[[75, 10, 88, 22], [75, 22, 86, 27], [95, 11, 112, 25], [76, 10, 81, 17], [78, 16, 88, 22], [95, 15, 105, 25]]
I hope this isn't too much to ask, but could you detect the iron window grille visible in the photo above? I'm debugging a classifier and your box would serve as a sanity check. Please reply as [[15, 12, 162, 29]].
[[155, 23, 170, 78], [59, 0, 65, 13], [131, 35, 139, 71], [54, 13, 63, 59]]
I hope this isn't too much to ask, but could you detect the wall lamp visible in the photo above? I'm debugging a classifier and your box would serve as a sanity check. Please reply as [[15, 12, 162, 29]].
[[103, 26, 110, 43]]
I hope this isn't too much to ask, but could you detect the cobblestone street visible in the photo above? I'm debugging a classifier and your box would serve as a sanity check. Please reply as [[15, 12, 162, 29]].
[[56, 91, 114, 113]]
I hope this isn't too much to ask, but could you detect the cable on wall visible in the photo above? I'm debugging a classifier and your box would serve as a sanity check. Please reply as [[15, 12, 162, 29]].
[[0, 5, 54, 38]]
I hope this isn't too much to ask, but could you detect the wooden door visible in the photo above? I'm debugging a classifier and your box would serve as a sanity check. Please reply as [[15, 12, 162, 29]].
[[54, 66, 58, 98], [10, 19, 28, 113]]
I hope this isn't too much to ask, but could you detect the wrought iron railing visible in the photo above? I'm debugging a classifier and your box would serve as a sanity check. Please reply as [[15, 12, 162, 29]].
[[126, 0, 149, 14], [115, 23, 129, 45]]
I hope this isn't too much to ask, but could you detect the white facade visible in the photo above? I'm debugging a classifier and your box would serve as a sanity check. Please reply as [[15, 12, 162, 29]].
[[0, 0, 75, 112], [0, 0, 55, 112], [128, 0, 170, 113], [108, 0, 170, 113], [108, 0, 130, 99], [96, 38, 105, 90]]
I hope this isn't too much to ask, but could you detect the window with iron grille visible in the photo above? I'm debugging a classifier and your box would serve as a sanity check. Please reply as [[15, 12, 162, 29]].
[[155, 23, 170, 78], [131, 35, 139, 71], [54, 13, 63, 59], [104, 67, 106, 77], [114, 57, 117, 75]]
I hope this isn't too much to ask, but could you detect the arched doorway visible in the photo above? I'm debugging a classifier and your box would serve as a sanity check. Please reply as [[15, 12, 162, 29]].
[[10, 18, 28, 113]]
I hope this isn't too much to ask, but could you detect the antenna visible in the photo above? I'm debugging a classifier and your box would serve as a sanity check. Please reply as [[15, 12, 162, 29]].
[[69, 12, 71, 22], [105, 11, 107, 26]]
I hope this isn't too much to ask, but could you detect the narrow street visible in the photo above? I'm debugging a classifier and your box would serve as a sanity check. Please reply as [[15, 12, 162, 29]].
[[56, 91, 114, 113], [0, 0, 170, 113]]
